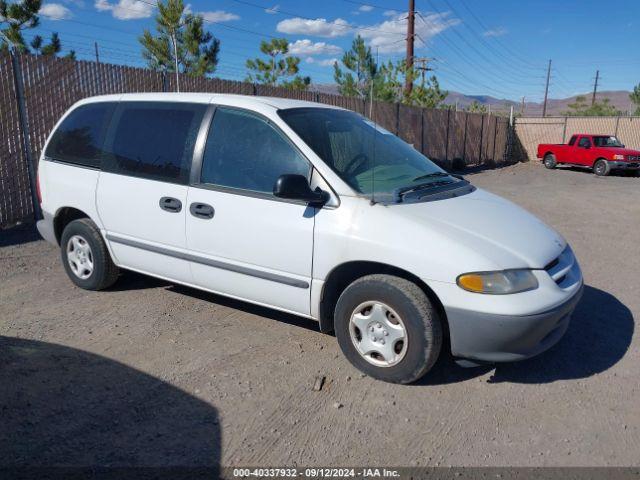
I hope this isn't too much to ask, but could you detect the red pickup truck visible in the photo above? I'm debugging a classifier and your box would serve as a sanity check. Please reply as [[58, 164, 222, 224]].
[[537, 134, 640, 176]]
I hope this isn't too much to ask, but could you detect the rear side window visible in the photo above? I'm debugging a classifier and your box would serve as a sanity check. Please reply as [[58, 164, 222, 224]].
[[568, 135, 577, 146], [45, 102, 115, 168], [200, 107, 310, 194], [102, 102, 206, 184]]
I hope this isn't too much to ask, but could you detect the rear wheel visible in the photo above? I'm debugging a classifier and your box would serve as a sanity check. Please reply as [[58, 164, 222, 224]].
[[543, 153, 557, 169], [60, 218, 119, 290], [334, 274, 442, 384], [593, 159, 610, 176]]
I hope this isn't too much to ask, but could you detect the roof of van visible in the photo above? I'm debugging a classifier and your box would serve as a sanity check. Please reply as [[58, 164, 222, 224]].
[[79, 92, 344, 111]]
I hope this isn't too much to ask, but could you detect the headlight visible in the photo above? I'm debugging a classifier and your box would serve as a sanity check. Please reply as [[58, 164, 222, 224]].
[[457, 269, 539, 294], [613, 154, 625, 160]]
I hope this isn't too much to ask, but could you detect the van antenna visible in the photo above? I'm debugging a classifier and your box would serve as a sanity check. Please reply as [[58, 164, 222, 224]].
[[370, 47, 378, 206]]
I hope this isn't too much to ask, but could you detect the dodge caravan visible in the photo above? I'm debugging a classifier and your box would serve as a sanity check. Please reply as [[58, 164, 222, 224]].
[[36, 94, 583, 383]]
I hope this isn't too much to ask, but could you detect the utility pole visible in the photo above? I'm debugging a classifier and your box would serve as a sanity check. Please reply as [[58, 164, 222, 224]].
[[592, 69, 600, 106], [404, 0, 415, 96], [520, 96, 525, 116], [414, 57, 434, 84], [94, 42, 100, 64], [542, 59, 551, 117]]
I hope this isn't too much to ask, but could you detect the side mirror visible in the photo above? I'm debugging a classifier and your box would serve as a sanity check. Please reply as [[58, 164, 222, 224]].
[[273, 174, 328, 206]]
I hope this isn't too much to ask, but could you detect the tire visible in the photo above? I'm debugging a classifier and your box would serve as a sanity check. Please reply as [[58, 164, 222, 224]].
[[60, 218, 119, 290], [334, 274, 442, 384], [593, 159, 610, 176], [543, 153, 557, 169]]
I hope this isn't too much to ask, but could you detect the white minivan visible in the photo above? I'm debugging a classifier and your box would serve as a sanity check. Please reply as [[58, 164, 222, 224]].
[[36, 93, 583, 383]]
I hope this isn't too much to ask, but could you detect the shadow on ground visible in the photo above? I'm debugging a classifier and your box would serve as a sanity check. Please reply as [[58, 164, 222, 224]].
[[419, 285, 634, 386], [168, 284, 320, 333], [0, 223, 40, 247], [0, 336, 220, 473]]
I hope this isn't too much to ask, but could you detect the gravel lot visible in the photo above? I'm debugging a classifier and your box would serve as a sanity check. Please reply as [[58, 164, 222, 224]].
[[1, 163, 639, 468]]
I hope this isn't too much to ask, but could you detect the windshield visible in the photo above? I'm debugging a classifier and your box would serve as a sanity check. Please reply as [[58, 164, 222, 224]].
[[278, 107, 463, 203], [592, 136, 623, 147]]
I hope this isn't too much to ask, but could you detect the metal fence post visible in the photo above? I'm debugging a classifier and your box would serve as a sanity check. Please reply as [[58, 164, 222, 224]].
[[444, 108, 451, 165], [562, 117, 568, 143], [394, 103, 400, 135], [479, 114, 485, 165], [461, 113, 468, 165], [10, 50, 41, 221], [161, 71, 168, 92], [615, 116, 620, 136]]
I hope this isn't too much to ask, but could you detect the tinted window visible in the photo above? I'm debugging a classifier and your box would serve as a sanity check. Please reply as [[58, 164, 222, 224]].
[[45, 102, 115, 168], [578, 137, 591, 148], [103, 102, 206, 184], [200, 107, 310, 194], [568, 135, 577, 146]]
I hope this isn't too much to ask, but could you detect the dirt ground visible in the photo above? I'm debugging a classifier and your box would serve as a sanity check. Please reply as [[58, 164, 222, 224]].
[[1, 162, 639, 468]]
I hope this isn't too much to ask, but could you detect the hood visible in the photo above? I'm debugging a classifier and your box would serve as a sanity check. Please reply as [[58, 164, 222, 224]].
[[605, 147, 640, 156], [398, 187, 566, 270]]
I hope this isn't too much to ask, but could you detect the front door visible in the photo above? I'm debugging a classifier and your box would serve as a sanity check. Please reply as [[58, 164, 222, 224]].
[[97, 101, 207, 283], [576, 136, 592, 166], [185, 106, 314, 315]]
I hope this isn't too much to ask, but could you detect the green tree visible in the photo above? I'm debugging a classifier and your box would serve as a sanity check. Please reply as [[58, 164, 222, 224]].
[[334, 35, 376, 98], [407, 72, 447, 108], [466, 100, 487, 114], [140, 0, 220, 76], [0, 0, 41, 52], [562, 95, 622, 116], [245, 38, 310, 90], [630, 84, 640, 116]]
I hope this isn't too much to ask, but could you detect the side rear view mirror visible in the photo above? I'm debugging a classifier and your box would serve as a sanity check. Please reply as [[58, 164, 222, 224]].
[[273, 174, 328, 206]]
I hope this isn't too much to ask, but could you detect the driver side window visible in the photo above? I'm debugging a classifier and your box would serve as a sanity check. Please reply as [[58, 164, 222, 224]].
[[578, 137, 591, 148], [200, 107, 310, 194]]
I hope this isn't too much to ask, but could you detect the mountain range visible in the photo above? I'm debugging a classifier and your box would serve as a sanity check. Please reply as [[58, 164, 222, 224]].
[[310, 85, 635, 116]]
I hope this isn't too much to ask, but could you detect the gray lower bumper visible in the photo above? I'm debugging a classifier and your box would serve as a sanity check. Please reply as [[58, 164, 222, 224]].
[[609, 161, 640, 170], [36, 211, 57, 245], [447, 285, 584, 363]]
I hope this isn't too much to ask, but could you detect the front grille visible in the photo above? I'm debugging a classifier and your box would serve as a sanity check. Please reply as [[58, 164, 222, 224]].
[[628, 155, 639, 161], [545, 246, 578, 287]]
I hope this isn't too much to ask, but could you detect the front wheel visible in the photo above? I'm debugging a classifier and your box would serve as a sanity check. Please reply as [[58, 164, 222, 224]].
[[593, 159, 610, 176], [60, 218, 119, 290], [334, 274, 442, 384]]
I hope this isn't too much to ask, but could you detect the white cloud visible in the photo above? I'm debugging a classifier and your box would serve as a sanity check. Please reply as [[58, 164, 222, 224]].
[[277, 17, 350, 38], [94, 0, 153, 20], [288, 39, 342, 56], [306, 57, 338, 66], [383, 10, 397, 16], [357, 10, 459, 53], [358, 5, 373, 12], [39, 3, 73, 20], [265, 4, 279, 14], [200, 10, 240, 23], [483, 27, 507, 37]]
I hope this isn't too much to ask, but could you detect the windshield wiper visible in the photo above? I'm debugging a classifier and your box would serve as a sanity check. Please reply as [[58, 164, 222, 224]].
[[412, 172, 450, 182], [394, 180, 455, 202]]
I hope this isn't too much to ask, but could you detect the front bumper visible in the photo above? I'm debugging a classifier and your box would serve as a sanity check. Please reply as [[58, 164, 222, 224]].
[[608, 161, 640, 170], [446, 283, 583, 363]]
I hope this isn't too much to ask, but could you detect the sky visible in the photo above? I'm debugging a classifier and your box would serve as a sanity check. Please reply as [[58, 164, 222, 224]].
[[25, 0, 640, 102]]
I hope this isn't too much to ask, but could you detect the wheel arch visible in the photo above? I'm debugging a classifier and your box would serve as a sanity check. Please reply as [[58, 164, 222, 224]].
[[53, 207, 91, 245], [318, 261, 449, 338]]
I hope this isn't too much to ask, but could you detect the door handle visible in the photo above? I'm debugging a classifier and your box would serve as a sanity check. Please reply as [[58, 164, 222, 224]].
[[159, 197, 182, 213], [190, 202, 215, 219]]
